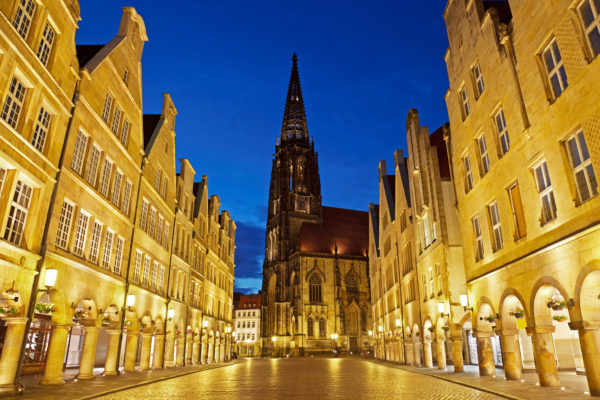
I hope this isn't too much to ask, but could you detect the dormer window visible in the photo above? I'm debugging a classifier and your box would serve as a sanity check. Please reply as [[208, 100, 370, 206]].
[[123, 68, 129, 85]]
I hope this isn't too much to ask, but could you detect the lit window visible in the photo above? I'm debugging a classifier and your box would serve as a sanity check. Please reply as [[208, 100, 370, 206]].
[[123, 68, 129, 85], [12, 0, 36, 39], [309, 274, 322, 303], [99, 159, 113, 197], [139, 200, 149, 230], [1, 77, 27, 129], [120, 119, 130, 147], [122, 180, 132, 215], [157, 214, 164, 245], [160, 176, 167, 198], [85, 145, 101, 187], [473, 63, 484, 97], [101, 93, 113, 122], [472, 216, 484, 261], [37, 22, 55, 66], [142, 256, 151, 286], [488, 201, 503, 251], [101, 230, 114, 269], [507, 183, 526, 240], [163, 223, 170, 248], [133, 251, 142, 283], [565, 131, 597, 203], [578, 0, 600, 56], [151, 261, 159, 290], [460, 85, 470, 118], [70, 130, 88, 175], [477, 135, 490, 175], [494, 109, 510, 155], [533, 161, 557, 224], [158, 265, 165, 294], [73, 211, 90, 256], [148, 208, 156, 238], [113, 237, 124, 275], [89, 220, 103, 263], [4, 180, 33, 245], [32, 107, 51, 152], [55, 201, 74, 249], [423, 212, 431, 247], [542, 40, 568, 99], [154, 168, 162, 191], [111, 107, 122, 134], [463, 154, 473, 192], [111, 170, 123, 206]]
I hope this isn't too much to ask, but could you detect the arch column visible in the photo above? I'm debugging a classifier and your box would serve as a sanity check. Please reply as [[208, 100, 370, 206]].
[[208, 341, 215, 363], [0, 317, 28, 386], [40, 324, 71, 385], [423, 339, 433, 368], [436, 337, 446, 370], [214, 341, 221, 363], [192, 337, 200, 364], [176, 337, 184, 366], [219, 342, 225, 362], [103, 330, 121, 375], [527, 325, 560, 387], [405, 341, 414, 365], [185, 333, 193, 365], [413, 339, 422, 365], [124, 333, 139, 372], [474, 331, 495, 376], [201, 341, 208, 364], [139, 333, 153, 370], [164, 335, 175, 367], [497, 329, 522, 380], [572, 323, 600, 396], [153, 334, 165, 369], [450, 333, 464, 373], [77, 326, 99, 379]]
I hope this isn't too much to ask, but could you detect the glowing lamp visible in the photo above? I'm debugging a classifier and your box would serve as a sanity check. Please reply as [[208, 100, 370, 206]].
[[271, 336, 277, 342], [395, 319, 401, 327], [126, 294, 136, 307], [203, 320, 209, 328], [45, 268, 58, 287], [437, 302, 445, 314], [460, 294, 468, 308], [368, 330, 373, 336], [378, 325, 383, 333], [168, 308, 175, 319]]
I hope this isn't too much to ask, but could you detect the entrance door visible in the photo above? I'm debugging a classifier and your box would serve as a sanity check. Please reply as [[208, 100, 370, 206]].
[[22, 315, 52, 374], [349, 337, 358, 353], [249, 346, 254, 356]]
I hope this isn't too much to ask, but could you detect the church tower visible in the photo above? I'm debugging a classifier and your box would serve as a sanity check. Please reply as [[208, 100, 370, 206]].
[[262, 54, 322, 344]]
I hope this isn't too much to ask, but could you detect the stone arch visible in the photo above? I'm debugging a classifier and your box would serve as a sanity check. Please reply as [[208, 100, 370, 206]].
[[530, 277, 571, 326], [412, 323, 421, 340], [423, 318, 434, 341], [72, 298, 98, 327], [102, 304, 121, 329], [574, 260, 600, 323], [38, 288, 69, 325], [155, 316, 164, 334], [0, 287, 25, 317], [140, 312, 153, 334], [475, 299, 496, 333], [125, 308, 139, 332], [457, 311, 471, 327], [499, 288, 529, 331]]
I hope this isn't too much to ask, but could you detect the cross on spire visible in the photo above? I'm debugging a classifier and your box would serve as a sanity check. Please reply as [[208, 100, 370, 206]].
[[281, 53, 308, 141]]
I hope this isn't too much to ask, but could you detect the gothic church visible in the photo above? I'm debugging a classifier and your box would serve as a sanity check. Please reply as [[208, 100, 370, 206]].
[[261, 55, 372, 356]]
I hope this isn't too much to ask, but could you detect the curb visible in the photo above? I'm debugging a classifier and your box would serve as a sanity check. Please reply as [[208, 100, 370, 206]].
[[366, 359, 523, 400], [80, 360, 243, 400]]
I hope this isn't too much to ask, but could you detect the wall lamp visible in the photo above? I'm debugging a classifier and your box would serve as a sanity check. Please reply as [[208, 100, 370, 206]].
[[437, 302, 449, 318], [460, 294, 473, 312]]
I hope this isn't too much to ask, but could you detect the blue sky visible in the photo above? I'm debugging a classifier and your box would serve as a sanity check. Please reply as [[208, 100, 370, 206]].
[[77, 1, 450, 294]]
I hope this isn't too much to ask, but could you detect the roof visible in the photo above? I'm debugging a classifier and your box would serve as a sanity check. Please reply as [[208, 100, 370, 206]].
[[298, 206, 369, 257], [235, 294, 261, 310], [483, 1, 512, 24], [143, 114, 161, 149], [386, 175, 396, 204], [429, 125, 451, 180], [76, 45, 104, 69]]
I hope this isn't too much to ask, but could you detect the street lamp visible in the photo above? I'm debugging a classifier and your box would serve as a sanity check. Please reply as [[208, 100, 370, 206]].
[[378, 325, 383, 333], [395, 319, 401, 328], [368, 330, 373, 336], [126, 294, 136, 308], [460, 294, 473, 311], [438, 302, 449, 317], [44, 268, 58, 288], [167, 308, 175, 319], [203, 320, 209, 328]]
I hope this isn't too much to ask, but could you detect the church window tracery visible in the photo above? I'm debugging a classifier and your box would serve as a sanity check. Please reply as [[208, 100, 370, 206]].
[[307, 317, 314, 337], [309, 274, 322, 303], [319, 317, 326, 338]]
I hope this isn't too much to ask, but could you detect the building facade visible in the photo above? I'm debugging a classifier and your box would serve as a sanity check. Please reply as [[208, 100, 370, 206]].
[[233, 293, 261, 357], [261, 55, 372, 356], [444, 0, 600, 394]]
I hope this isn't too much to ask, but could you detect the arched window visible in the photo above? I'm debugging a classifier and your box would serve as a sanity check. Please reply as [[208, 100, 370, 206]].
[[307, 318, 314, 337], [319, 317, 326, 338], [345, 272, 358, 304], [309, 274, 322, 303]]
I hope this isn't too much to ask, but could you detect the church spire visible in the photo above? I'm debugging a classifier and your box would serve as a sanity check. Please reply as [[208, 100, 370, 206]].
[[281, 53, 308, 141]]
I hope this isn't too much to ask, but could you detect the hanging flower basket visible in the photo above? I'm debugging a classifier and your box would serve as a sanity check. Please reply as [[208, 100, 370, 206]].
[[442, 326, 450, 332], [428, 327, 434, 333], [509, 308, 525, 319], [483, 314, 495, 323], [552, 315, 567, 322], [547, 299, 566, 311], [406, 334, 412, 339], [73, 310, 89, 320], [101, 315, 111, 325], [35, 302, 56, 314], [0, 304, 21, 316], [415, 332, 420, 337]]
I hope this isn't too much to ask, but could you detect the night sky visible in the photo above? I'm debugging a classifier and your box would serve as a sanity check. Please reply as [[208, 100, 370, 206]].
[[77, 1, 450, 294]]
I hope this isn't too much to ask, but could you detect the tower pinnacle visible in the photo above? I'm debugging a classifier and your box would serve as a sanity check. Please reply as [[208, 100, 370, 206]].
[[281, 53, 308, 141]]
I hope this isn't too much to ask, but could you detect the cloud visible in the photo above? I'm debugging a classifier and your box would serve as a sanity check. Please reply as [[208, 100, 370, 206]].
[[234, 278, 263, 295], [234, 221, 265, 291]]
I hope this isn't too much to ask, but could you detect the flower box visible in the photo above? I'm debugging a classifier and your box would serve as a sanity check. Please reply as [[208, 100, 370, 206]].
[[547, 299, 566, 311], [552, 315, 567, 322], [0, 304, 21, 317], [35, 302, 56, 314], [73, 310, 89, 320], [509, 308, 525, 319], [483, 314, 495, 323]]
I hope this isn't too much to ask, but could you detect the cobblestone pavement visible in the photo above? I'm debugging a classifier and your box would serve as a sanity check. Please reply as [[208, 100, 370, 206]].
[[95, 357, 504, 400]]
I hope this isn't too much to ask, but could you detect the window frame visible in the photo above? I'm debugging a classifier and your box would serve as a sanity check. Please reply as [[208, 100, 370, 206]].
[[541, 39, 568, 100], [472, 63, 485, 98], [36, 21, 56, 67], [472, 215, 484, 261], [1, 77, 27, 130], [494, 108, 510, 156], [533, 160, 558, 225], [488, 201, 503, 252], [564, 130, 597, 204], [577, 0, 600, 58], [476, 134, 491, 176], [459, 84, 470, 119], [3, 180, 33, 246]]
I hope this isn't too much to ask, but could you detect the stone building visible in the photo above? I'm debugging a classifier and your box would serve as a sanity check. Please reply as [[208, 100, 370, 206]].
[[0, 4, 236, 391], [233, 293, 261, 357], [444, 0, 600, 394], [261, 55, 372, 356]]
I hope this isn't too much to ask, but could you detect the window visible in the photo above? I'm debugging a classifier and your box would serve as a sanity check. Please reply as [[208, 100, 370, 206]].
[[307, 318, 314, 336], [36, 22, 55, 66], [133, 251, 142, 283], [113, 237, 124, 275], [13, 0, 36, 39], [423, 213, 431, 247], [101, 93, 113, 122], [154, 169, 162, 191], [32, 107, 51, 152], [1, 77, 26, 129], [488, 201, 503, 251], [122, 181, 132, 215], [71, 131, 88, 175], [566, 131, 597, 203], [507, 183, 527, 240], [533, 161, 557, 224], [542, 40, 568, 99], [148, 208, 156, 238], [158, 265, 165, 293], [473, 63, 484, 97], [120, 119, 130, 147], [55, 201, 74, 249], [494, 109, 510, 155], [101, 230, 114, 269], [160, 176, 167, 198], [477, 135, 490, 175], [89, 220, 103, 263], [84, 145, 100, 186], [463, 154, 473, 192], [111, 107, 122, 134], [472, 216, 484, 261], [428, 268, 434, 297], [459, 85, 470, 118], [422, 273, 428, 300], [157, 214, 164, 245], [140, 200, 149, 231], [73, 211, 90, 256], [99, 159, 113, 197], [163, 223, 169, 248], [435, 264, 442, 294], [319, 317, 326, 338], [4, 180, 33, 245], [151, 261, 159, 289], [578, 0, 600, 56], [309, 274, 322, 303], [123, 68, 129, 85], [0, 168, 6, 195], [111, 170, 123, 206], [142, 256, 151, 286]]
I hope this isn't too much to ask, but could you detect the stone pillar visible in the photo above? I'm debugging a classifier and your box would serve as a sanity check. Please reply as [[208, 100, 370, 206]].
[[124, 333, 138, 372], [219, 343, 225, 362], [451, 336, 464, 373], [176, 337, 184, 366], [405, 342, 413, 365], [185, 334, 193, 365], [192, 338, 200, 364], [423, 339, 433, 368], [77, 326, 99, 379], [208, 342, 215, 363], [214, 342, 221, 363], [153, 334, 165, 369], [475, 332, 495, 376], [528, 326, 560, 387], [40, 324, 70, 385], [498, 329, 522, 380], [103, 330, 121, 375], [413, 340, 422, 365], [436, 338, 446, 370], [577, 327, 600, 397], [201, 342, 208, 364], [139, 333, 153, 370], [164, 335, 175, 367], [0, 317, 28, 386]]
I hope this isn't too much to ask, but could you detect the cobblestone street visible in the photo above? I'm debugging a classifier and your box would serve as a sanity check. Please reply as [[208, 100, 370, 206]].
[[94, 358, 503, 400]]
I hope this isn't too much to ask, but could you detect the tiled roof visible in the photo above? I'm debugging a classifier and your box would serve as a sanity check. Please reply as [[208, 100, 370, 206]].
[[235, 294, 261, 310], [429, 125, 451, 180], [298, 206, 369, 257]]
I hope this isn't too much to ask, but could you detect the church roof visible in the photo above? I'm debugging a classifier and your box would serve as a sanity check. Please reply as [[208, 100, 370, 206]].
[[298, 206, 369, 257], [429, 125, 451, 180]]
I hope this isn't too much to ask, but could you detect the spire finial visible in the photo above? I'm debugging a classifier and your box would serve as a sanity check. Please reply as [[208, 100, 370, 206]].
[[280, 53, 308, 141]]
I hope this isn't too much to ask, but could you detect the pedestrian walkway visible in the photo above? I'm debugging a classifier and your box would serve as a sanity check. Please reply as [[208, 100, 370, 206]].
[[0, 360, 241, 400], [368, 359, 593, 399]]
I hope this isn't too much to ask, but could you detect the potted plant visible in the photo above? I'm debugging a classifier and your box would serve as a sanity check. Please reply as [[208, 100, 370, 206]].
[[73, 310, 89, 320], [35, 302, 56, 314], [547, 299, 567, 311], [483, 314, 495, 323], [0, 304, 21, 317], [553, 315, 567, 322], [101, 315, 111, 325], [509, 308, 525, 319]]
